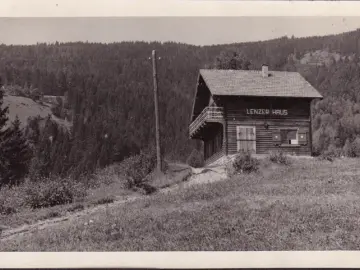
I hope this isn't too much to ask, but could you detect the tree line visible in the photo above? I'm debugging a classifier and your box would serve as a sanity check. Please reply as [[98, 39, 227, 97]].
[[1, 28, 360, 186]]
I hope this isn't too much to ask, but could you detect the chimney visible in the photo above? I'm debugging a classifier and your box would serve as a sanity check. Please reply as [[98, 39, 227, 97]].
[[262, 64, 269, 78]]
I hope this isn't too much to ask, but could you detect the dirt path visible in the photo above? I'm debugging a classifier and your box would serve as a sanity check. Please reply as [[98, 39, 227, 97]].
[[0, 196, 141, 241], [0, 166, 228, 241]]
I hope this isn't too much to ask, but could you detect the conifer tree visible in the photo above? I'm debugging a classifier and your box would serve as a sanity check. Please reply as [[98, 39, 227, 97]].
[[0, 86, 10, 180], [0, 116, 32, 186], [0, 86, 8, 134]]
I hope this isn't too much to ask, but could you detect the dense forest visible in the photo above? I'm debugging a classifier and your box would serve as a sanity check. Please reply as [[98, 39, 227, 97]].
[[1, 28, 360, 185]]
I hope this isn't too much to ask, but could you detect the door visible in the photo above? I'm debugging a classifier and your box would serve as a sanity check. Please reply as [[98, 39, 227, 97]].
[[236, 126, 256, 153]]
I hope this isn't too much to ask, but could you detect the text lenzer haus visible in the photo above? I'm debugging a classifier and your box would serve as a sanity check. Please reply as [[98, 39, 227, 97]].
[[189, 66, 323, 164]]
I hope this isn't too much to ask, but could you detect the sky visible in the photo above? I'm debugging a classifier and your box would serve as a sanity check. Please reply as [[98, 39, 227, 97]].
[[1, 0, 360, 46], [1, 17, 360, 46], [0, 17, 360, 46]]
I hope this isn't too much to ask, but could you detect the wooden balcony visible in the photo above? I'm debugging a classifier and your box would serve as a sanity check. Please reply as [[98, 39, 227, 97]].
[[189, 106, 224, 138]]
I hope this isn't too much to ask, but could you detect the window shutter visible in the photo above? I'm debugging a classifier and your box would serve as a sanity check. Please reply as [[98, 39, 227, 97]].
[[272, 130, 281, 146], [298, 130, 308, 145], [236, 126, 245, 140]]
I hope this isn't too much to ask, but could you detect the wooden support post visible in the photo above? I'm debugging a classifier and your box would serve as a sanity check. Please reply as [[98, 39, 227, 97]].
[[152, 50, 162, 172]]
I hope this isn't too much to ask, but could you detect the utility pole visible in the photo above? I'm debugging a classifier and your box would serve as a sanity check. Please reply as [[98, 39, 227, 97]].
[[152, 50, 162, 172]]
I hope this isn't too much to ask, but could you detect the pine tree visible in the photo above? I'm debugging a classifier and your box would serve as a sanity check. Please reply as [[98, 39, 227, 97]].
[[0, 116, 32, 186], [0, 86, 8, 133], [0, 87, 10, 178], [28, 117, 55, 179]]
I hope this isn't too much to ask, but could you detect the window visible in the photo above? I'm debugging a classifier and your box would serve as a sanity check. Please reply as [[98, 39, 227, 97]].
[[280, 129, 298, 145], [273, 128, 307, 146], [237, 126, 256, 152]]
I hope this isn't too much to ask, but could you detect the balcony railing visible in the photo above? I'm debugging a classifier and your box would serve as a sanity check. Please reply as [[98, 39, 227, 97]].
[[189, 106, 224, 137]]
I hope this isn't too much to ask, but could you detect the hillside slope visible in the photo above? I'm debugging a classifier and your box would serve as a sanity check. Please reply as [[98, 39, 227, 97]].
[[3, 94, 71, 129], [1, 157, 360, 251]]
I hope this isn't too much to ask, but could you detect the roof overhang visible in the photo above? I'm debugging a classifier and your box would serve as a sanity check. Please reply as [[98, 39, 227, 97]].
[[189, 73, 201, 123], [199, 69, 323, 100]]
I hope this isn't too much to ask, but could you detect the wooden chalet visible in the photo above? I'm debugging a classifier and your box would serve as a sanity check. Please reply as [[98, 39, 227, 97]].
[[189, 65, 323, 165]]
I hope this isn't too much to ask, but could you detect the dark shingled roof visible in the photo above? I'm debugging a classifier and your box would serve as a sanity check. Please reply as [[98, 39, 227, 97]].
[[199, 69, 323, 99]]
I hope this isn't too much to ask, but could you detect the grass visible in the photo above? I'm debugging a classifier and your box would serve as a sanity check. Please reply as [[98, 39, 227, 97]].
[[0, 162, 190, 229], [0, 163, 135, 228], [1, 157, 360, 251], [3, 94, 70, 129]]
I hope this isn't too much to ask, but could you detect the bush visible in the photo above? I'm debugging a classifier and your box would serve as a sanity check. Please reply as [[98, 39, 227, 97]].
[[352, 137, 360, 157], [39, 210, 61, 220], [24, 177, 87, 209], [343, 139, 355, 157], [29, 88, 42, 101], [92, 196, 115, 205], [318, 152, 336, 162], [51, 104, 62, 118], [319, 145, 342, 162], [121, 150, 157, 189], [186, 149, 204, 168], [319, 147, 342, 162], [90, 164, 125, 188], [66, 203, 85, 213], [0, 185, 27, 215], [232, 151, 260, 174], [225, 161, 236, 177], [268, 150, 291, 165]]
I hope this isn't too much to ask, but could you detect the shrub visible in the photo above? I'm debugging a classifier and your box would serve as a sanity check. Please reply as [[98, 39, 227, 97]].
[[352, 137, 360, 157], [232, 151, 260, 174], [319, 148, 340, 162], [90, 164, 126, 188], [343, 139, 355, 157], [161, 160, 169, 172], [0, 196, 18, 215], [268, 150, 291, 165], [24, 177, 87, 209], [92, 196, 115, 206], [186, 149, 204, 168], [51, 104, 62, 118], [121, 150, 157, 189], [29, 88, 42, 101], [0, 185, 27, 215], [222, 156, 236, 177], [319, 145, 342, 162], [318, 152, 336, 162], [39, 210, 62, 220], [225, 161, 236, 177], [66, 203, 85, 213]]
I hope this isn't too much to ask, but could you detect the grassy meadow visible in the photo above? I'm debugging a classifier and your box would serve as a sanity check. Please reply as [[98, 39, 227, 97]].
[[0, 161, 192, 229], [1, 157, 360, 251]]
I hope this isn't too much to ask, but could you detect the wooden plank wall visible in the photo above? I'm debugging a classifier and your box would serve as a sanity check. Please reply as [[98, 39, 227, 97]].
[[227, 120, 311, 155], [223, 97, 313, 156], [223, 96, 311, 120]]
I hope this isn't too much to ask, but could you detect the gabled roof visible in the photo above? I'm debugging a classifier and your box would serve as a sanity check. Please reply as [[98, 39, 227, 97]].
[[199, 69, 323, 99]]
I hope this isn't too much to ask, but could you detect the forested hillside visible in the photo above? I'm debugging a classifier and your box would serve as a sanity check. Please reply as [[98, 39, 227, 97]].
[[1, 28, 360, 182]]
